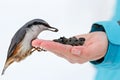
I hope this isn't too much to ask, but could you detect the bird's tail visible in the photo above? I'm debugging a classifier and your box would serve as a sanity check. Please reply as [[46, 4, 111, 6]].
[[1, 58, 14, 75]]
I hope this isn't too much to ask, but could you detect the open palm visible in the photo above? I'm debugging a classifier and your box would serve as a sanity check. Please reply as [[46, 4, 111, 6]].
[[32, 32, 108, 64]]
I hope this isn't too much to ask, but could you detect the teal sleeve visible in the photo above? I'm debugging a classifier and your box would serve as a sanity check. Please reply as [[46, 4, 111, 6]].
[[90, 21, 120, 69]]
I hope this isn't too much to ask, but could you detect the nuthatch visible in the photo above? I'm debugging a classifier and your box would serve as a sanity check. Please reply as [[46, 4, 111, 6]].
[[2, 19, 58, 75]]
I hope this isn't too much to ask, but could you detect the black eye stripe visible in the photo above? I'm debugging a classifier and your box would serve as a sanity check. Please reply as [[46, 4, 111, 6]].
[[27, 22, 50, 28]]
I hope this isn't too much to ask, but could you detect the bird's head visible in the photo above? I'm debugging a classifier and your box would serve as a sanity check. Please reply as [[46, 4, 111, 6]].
[[25, 19, 58, 32]]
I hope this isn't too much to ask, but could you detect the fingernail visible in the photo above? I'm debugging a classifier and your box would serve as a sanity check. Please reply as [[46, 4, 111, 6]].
[[72, 48, 81, 55]]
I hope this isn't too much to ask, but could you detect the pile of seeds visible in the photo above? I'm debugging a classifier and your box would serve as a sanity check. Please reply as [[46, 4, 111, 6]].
[[53, 36, 85, 46]]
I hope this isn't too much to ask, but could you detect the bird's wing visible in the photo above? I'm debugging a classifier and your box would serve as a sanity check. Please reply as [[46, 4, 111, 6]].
[[7, 28, 26, 58]]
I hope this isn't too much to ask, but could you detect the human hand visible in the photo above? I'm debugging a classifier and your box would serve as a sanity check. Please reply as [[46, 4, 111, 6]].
[[32, 32, 108, 64]]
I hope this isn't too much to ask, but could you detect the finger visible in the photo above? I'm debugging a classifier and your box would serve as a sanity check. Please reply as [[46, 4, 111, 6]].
[[32, 39, 87, 63], [32, 39, 66, 58], [40, 40, 73, 55], [40, 40, 83, 61], [32, 39, 44, 47]]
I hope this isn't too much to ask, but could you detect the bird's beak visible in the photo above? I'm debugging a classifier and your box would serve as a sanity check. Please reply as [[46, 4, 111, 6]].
[[47, 26, 58, 32]]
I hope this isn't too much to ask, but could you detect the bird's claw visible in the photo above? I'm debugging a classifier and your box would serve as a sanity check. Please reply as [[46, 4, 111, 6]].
[[33, 47, 46, 52], [36, 47, 46, 52]]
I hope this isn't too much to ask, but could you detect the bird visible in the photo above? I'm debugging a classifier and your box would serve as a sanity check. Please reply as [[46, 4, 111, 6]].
[[1, 19, 58, 75]]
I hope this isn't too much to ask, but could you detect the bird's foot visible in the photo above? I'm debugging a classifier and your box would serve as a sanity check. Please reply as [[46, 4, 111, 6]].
[[37, 47, 46, 52], [33, 47, 46, 52]]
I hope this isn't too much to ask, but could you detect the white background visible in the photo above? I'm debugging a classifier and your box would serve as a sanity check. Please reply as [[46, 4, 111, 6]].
[[0, 0, 115, 80]]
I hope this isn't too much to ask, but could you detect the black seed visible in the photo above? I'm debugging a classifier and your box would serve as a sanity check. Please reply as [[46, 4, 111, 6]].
[[71, 37, 78, 41], [61, 36, 68, 44], [53, 36, 85, 46], [79, 37, 85, 41], [66, 37, 77, 46], [78, 37, 85, 45], [74, 40, 79, 46], [53, 39, 59, 42], [53, 36, 68, 44], [66, 38, 73, 45]]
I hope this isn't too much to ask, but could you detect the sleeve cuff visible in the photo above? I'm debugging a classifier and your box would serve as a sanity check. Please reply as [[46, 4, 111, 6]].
[[91, 21, 120, 44], [90, 21, 120, 69]]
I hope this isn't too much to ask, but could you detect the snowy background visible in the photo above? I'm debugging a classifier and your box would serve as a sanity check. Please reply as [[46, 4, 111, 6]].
[[0, 0, 115, 80]]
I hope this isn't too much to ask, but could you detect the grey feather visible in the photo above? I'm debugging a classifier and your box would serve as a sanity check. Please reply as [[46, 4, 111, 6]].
[[23, 19, 50, 28], [7, 28, 26, 58], [7, 19, 48, 58]]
